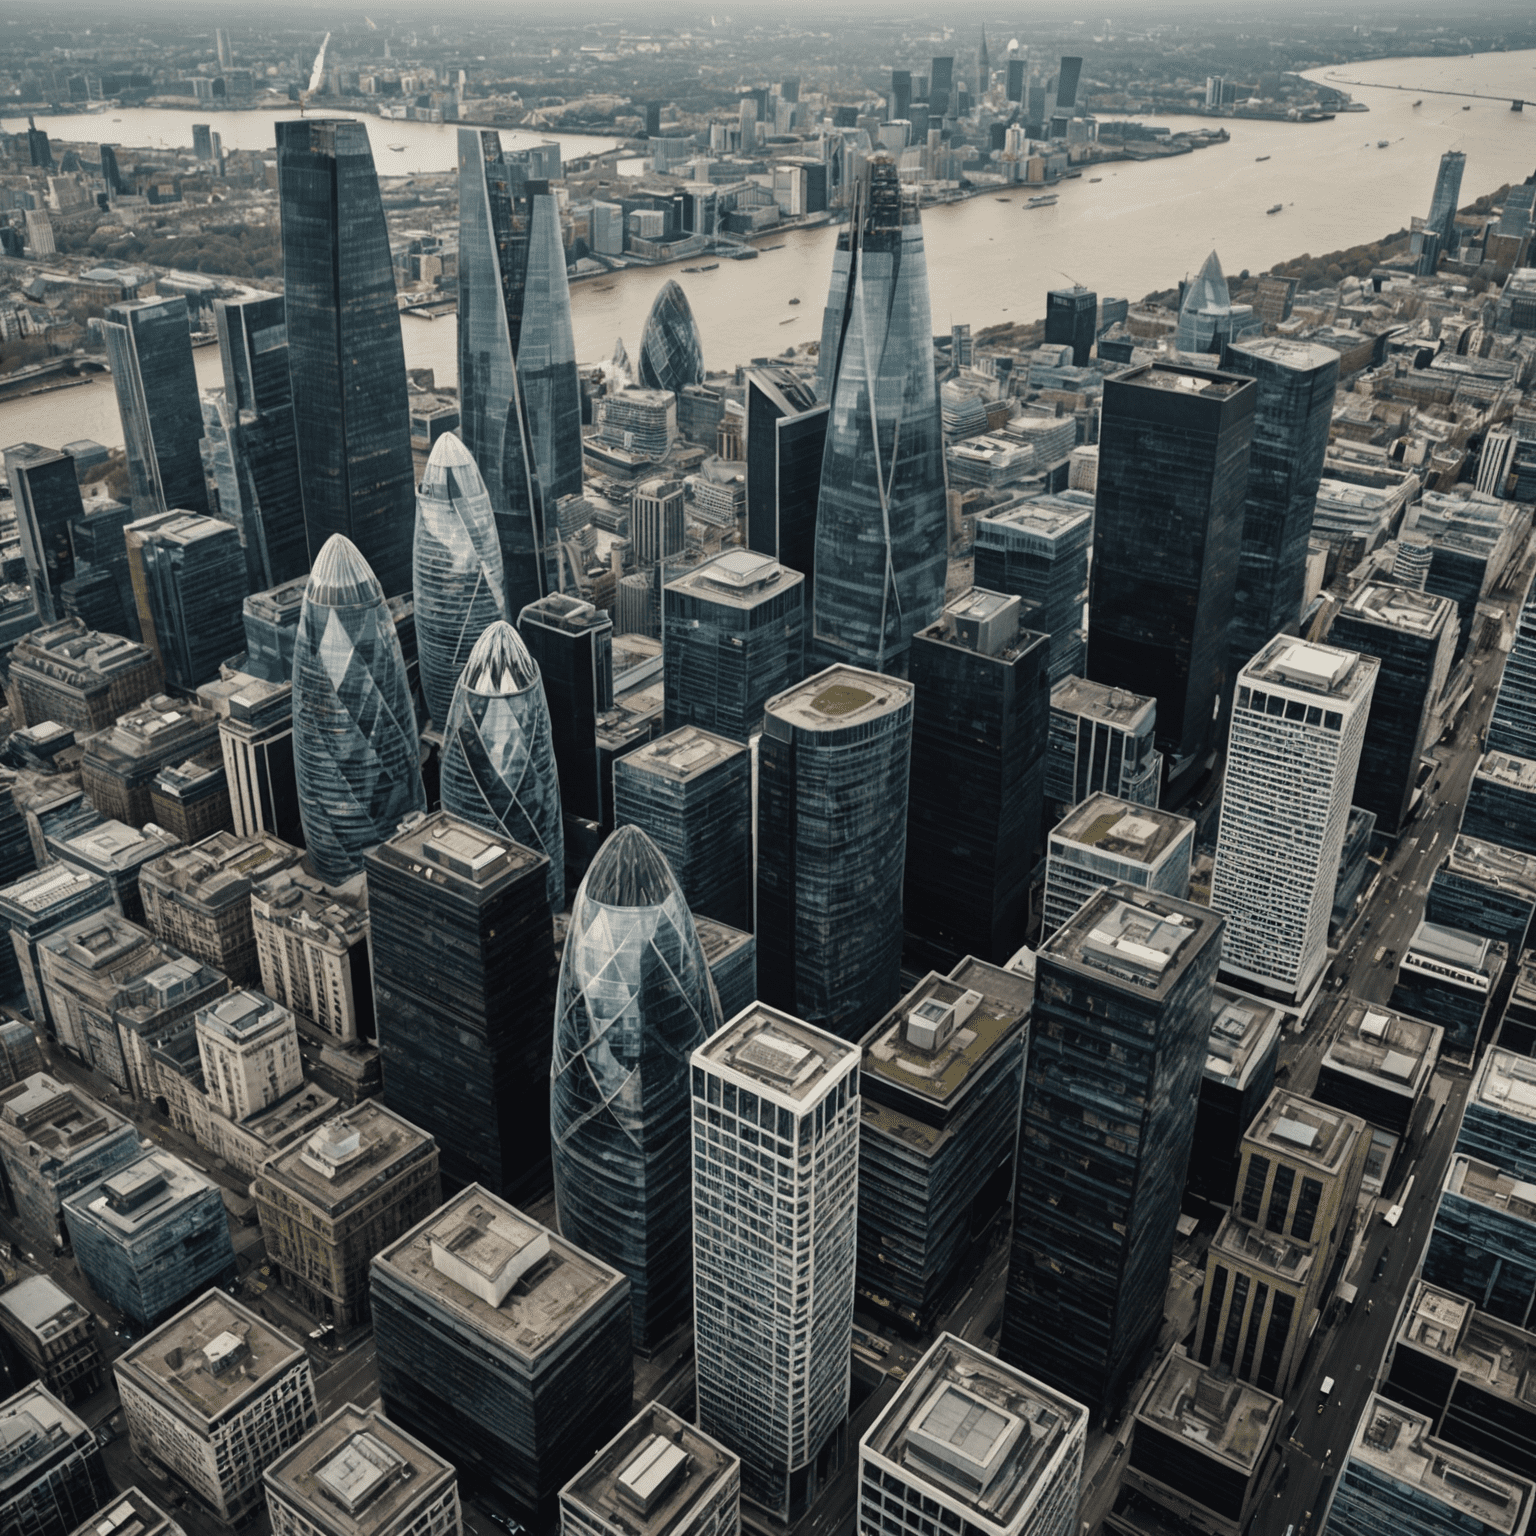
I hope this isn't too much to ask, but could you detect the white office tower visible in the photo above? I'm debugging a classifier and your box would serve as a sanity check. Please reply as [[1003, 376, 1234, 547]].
[[691, 1005, 860, 1523], [859, 1334, 1087, 1536], [1211, 638, 1377, 1006]]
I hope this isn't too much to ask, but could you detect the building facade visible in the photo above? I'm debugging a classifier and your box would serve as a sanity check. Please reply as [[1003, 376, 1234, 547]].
[[1044, 676, 1161, 814], [744, 368, 826, 615]]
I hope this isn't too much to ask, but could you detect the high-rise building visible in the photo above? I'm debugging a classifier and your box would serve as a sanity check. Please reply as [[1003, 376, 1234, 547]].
[[1462, 750, 1536, 856], [813, 157, 947, 675], [1488, 583, 1536, 760], [1427, 150, 1468, 251], [1002, 887, 1223, 1420], [692, 1006, 861, 1521], [1328, 583, 1456, 834], [1055, 56, 1082, 110], [1189, 988, 1283, 1208], [905, 591, 1049, 969], [1220, 338, 1339, 670], [195, 990, 302, 1123], [1175, 251, 1237, 356], [100, 296, 210, 519], [1457, 1048, 1536, 1183], [859, 1333, 1086, 1536], [277, 119, 415, 596], [630, 479, 686, 568], [1210, 639, 1377, 1006], [744, 369, 826, 612], [292, 536, 425, 885], [891, 70, 912, 123], [552, 825, 722, 1348], [929, 56, 954, 117], [439, 620, 565, 912], [0, 1275, 102, 1405], [4, 444, 82, 624], [1044, 287, 1096, 367], [0, 1385, 110, 1536], [369, 812, 556, 1203], [1421, 1154, 1536, 1330], [1044, 676, 1162, 812], [638, 281, 705, 396], [199, 671, 302, 847], [1389, 920, 1506, 1060], [1088, 362, 1254, 791], [757, 666, 914, 1041], [371, 1186, 633, 1522], [1427, 835, 1536, 953]]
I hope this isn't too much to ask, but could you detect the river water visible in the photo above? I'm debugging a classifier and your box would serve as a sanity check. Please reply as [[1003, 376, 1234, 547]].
[[3, 48, 1535, 451]]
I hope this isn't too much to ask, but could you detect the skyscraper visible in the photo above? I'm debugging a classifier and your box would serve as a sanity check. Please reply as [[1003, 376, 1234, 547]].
[[1175, 251, 1235, 355], [457, 128, 547, 614], [813, 157, 948, 675], [891, 70, 912, 124], [1487, 582, 1536, 759], [1044, 287, 1097, 367], [1427, 149, 1468, 250], [1055, 56, 1083, 111], [1086, 361, 1255, 793], [744, 368, 827, 611], [439, 620, 565, 912], [976, 27, 990, 99], [638, 280, 705, 396], [413, 433, 510, 728], [291, 535, 425, 885], [101, 296, 210, 519], [277, 118, 415, 597], [4, 443, 82, 623], [691, 1006, 860, 1522], [929, 56, 954, 117], [1211, 639, 1376, 1006], [1220, 338, 1340, 669], [757, 666, 914, 1041], [1002, 887, 1223, 1420], [552, 825, 723, 1349]]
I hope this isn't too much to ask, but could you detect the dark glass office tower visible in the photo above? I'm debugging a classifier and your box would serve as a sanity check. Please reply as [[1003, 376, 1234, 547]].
[[101, 296, 210, 519], [127, 513, 248, 692], [1087, 362, 1254, 792], [277, 118, 415, 597], [1488, 584, 1536, 760], [757, 665, 914, 1040], [440, 621, 565, 913], [1002, 886, 1224, 1420], [551, 825, 722, 1348], [745, 367, 827, 610], [413, 432, 509, 728], [906, 591, 1051, 971], [99, 143, 124, 195], [292, 535, 426, 885], [1220, 338, 1339, 669], [1045, 287, 1097, 367], [1328, 583, 1457, 834], [370, 812, 557, 1204], [929, 56, 954, 117], [4, 443, 82, 622], [637, 280, 705, 396], [1056, 56, 1083, 110], [1427, 150, 1467, 250], [1006, 59, 1026, 103], [813, 157, 948, 676], [891, 69, 912, 122], [457, 129, 547, 615], [1462, 751, 1536, 857]]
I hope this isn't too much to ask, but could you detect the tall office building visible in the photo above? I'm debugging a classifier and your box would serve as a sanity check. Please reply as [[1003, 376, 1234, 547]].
[[890, 70, 912, 123], [1044, 676, 1162, 811], [745, 369, 827, 611], [4, 444, 82, 624], [1087, 362, 1254, 791], [1457, 1048, 1536, 1184], [1055, 56, 1083, 110], [1328, 583, 1456, 834], [929, 56, 955, 117], [1422, 1154, 1536, 1328], [1211, 639, 1376, 1006], [1463, 751, 1536, 857], [1490, 583, 1536, 760], [1002, 887, 1223, 1420], [277, 118, 415, 597], [1044, 287, 1096, 367], [813, 157, 948, 675], [1190, 989, 1284, 1208], [905, 591, 1050, 969], [552, 825, 722, 1348], [692, 1006, 861, 1522], [638, 281, 705, 396], [413, 433, 510, 727], [440, 620, 565, 912], [1220, 338, 1340, 669], [1427, 149, 1468, 251], [0, 1276, 101, 1405], [1175, 251, 1236, 355], [757, 666, 914, 1041], [0, 1386, 110, 1536], [101, 297, 210, 519], [369, 812, 556, 1203]]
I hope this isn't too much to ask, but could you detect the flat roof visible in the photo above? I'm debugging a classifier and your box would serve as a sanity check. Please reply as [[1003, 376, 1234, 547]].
[[1244, 1089, 1363, 1176], [1209, 1212, 1311, 1282], [66, 1488, 181, 1536], [1407, 919, 1497, 976], [695, 1005, 859, 1106], [616, 726, 745, 784], [257, 1101, 436, 1213], [1133, 1349, 1280, 1477], [1051, 793, 1193, 868], [196, 990, 291, 1046], [1204, 986, 1284, 1093], [1395, 1280, 1536, 1413], [975, 491, 1094, 542], [0, 1073, 130, 1153], [64, 1148, 218, 1237], [1447, 1155, 1536, 1225], [765, 666, 912, 735], [1476, 751, 1536, 791], [1225, 336, 1341, 371], [0, 863, 109, 918], [1443, 835, 1536, 900], [1241, 635, 1374, 702], [1115, 361, 1250, 401], [666, 549, 801, 609], [0, 1384, 91, 1480], [370, 810, 546, 891], [1041, 887, 1221, 1000], [0, 1273, 89, 1342], [693, 915, 753, 969], [1049, 674, 1155, 731], [1321, 1001, 1440, 1095], [1340, 580, 1456, 636], [1468, 1048, 1536, 1129]]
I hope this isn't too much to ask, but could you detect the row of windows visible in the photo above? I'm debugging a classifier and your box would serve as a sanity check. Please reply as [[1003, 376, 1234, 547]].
[[1238, 687, 1344, 730]]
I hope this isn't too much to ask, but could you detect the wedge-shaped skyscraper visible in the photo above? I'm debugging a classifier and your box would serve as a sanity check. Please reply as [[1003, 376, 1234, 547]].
[[813, 158, 948, 674], [552, 825, 722, 1349], [413, 432, 510, 727], [440, 620, 565, 912], [292, 535, 426, 884], [277, 118, 416, 597], [637, 279, 705, 396], [520, 183, 585, 514]]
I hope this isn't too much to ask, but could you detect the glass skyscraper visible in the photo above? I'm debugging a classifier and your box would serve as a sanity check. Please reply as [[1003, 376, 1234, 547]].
[[277, 118, 416, 597], [812, 158, 948, 676], [439, 619, 565, 913], [551, 824, 722, 1349], [292, 534, 426, 885], [4, 442, 82, 623], [1175, 251, 1236, 355], [1427, 150, 1468, 249], [637, 280, 705, 396], [413, 431, 510, 728], [1488, 583, 1536, 759], [745, 368, 827, 613]]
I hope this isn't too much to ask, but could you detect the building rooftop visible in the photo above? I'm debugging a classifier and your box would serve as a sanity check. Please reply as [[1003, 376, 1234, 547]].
[[140, 832, 300, 912], [616, 726, 745, 785], [1241, 636, 1375, 703], [369, 811, 546, 893], [1339, 580, 1456, 637], [1448, 1155, 1536, 1224], [1204, 986, 1284, 1093], [116, 1290, 306, 1426], [1049, 675, 1155, 732], [765, 666, 912, 735], [1115, 361, 1251, 402], [1133, 1349, 1280, 1478], [1042, 887, 1221, 999], [1395, 1280, 1536, 1412], [1244, 1089, 1363, 1176], [1468, 1048, 1536, 1130], [84, 696, 218, 769], [1321, 1001, 1441, 1097], [0, 1384, 91, 1491], [196, 990, 291, 1047], [1442, 835, 1536, 900], [1405, 919, 1499, 979], [1225, 335, 1341, 372], [1208, 1213, 1311, 1281], [692, 915, 753, 975], [252, 867, 368, 949], [0, 1273, 89, 1344], [0, 863, 109, 920], [1345, 1395, 1532, 1535], [519, 593, 613, 637], [258, 1102, 436, 1214], [0, 1073, 130, 1156], [65, 1488, 181, 1536], [975, 491, 1094, 543], [1475, 750, 1536, 791], [666, 549, 802, 609], [55, 820, 178, 875], [561, 1402, 738, 1536], [1051, 793, 1192, 868], [862, 1333, 1087, 1533], [10, 619, 156, 686], [919, 590, 1046, 663], [695, 1004, 859, 1106], [373, 1185, 627, 1360], [64, 1148, 218, 1237]]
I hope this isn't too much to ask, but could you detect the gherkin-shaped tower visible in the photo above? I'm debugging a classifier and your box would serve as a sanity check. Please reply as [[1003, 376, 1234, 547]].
[[552, 825, 723, 1348], [637, 279, 704, 396], [292, 533, 426, 885], [413, 431, 510, 726], [440, 619, 565, 912]]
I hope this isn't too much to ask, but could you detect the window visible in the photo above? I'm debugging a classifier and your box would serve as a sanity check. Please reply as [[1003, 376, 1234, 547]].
[[1218, 1272, 1250, 1371], [1266, 1164, 1295, 1234], [1239, 1156, 1269, 1223], [1199, 1265, 1228, 1365], [1293, 1177, 1323, 1243]]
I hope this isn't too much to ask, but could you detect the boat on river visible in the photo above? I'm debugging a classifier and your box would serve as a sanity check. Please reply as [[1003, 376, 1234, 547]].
[[1025, 193, 1058, 209], [1256, 155, 1270, 162], [1267, 204, 1283, 215]]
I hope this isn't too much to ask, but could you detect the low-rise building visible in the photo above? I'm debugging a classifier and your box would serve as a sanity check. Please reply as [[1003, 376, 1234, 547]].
[[66, 1488, 185, 1536], [1422, 1155, 1536, 1331], [251, 867, 373, 1045], [1427, 835, 1536, 954], [149, 748, 233, 846], [0, 1274, 102, 1403], [1457, 1047, 1536, 1183], [0, 865, 114, 1039], [196, 990, 302, 1123], [1462, 750, 1536, 858], [1188, 987, 1282, 1208], [1389, 919, 1507, 1059], [47, 819, 180, 926], [78, 696, 219, 829], [1499, 955, 1536, 1056], [7, 619, 162, 734], [0, 1383, 110, 1536]]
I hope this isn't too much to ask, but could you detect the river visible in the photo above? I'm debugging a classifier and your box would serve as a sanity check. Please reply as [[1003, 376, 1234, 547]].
[[3, 47, 1535, 452]]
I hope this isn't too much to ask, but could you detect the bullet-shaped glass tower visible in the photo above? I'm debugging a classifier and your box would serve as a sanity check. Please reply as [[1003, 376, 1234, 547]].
[[413, 432, 510, 727], [812, 157, 948, 675], [292, 534, 426, 885], [440, 620, 565, 912], [637, 280, 705, 396], [551, 825, 722, 1349]]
